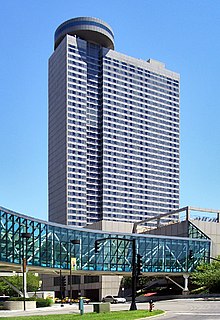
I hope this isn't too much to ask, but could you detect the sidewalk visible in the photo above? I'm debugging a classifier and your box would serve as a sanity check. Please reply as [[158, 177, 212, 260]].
[[0, 303, 83, 317]]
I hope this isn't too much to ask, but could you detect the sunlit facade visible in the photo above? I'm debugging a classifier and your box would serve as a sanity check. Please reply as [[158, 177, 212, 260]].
[[48, 17, 180, 227]]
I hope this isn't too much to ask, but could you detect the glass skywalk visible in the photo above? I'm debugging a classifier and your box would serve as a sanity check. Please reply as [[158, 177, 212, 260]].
[[0, 206, 210, 274]]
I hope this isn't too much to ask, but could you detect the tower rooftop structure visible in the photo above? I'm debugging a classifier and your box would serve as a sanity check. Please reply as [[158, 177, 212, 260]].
[[54, 16, 114, 50]]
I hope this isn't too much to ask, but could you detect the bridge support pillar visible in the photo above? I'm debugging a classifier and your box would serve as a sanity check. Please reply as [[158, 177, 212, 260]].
[[182, 274, 189, 295]]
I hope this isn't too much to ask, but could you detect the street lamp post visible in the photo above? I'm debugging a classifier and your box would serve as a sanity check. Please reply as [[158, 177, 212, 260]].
[[130, 239, 137, 311], [21, 232, 31, 311], [70, 240, 80, 302]]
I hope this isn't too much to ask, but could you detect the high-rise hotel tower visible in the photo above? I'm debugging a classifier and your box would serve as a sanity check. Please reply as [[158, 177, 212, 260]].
[[48, 17, 180, 227]]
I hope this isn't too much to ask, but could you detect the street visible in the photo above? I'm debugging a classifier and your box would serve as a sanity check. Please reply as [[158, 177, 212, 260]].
[[104, 299, 220, 320], [141, 299, 220, 320], [0, 298, 220, 319]]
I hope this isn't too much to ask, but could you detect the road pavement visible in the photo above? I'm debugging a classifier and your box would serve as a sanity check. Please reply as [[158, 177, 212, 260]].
[[0, 298, 220, 319], [149, 299, 220, 320]]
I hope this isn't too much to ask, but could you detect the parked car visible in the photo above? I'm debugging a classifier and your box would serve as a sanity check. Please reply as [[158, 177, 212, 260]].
[[102, 295, 126, 304], [73, 297, 91, 304], [54, 297, 90, 304]]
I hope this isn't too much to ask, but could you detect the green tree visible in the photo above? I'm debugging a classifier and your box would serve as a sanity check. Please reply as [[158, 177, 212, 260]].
[[0, 273, 41, 296], [0, 280, 9, 295], [191, 257, 220, 293], [26, 272, 41, 292], [122, 275, 156, 291]]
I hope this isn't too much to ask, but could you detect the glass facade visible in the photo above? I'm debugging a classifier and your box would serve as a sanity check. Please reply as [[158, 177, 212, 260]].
[[0, 207, 210, 273], [188, 221, 210, 239]]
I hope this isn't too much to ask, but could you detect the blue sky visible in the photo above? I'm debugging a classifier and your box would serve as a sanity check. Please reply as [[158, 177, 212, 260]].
[[0, 0, 220, 221]]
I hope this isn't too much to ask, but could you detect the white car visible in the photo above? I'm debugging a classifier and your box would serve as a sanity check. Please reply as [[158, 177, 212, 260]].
[[102, 295, 126, 304]]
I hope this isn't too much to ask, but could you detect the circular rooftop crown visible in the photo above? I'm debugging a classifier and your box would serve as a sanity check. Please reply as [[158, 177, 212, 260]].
[[54, 17, 114, 50]]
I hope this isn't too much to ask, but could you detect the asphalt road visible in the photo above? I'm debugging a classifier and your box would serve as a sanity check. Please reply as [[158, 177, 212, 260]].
[[0, 298, 220, 319], [108, 299, 220, 320], [144, 299, 220, 320]]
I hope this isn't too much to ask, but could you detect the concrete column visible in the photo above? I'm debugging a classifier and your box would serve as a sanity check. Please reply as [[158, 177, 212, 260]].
[[183, 274, 189, 295], [23, 271, 27, 298]]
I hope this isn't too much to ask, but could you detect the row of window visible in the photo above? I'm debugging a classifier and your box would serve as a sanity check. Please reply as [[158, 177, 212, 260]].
[[103, 132, 178, 149], [103, 161, 179, 174], [101, 201, 178, 209], [103, 92, 178, 111], [103, 125, 179, 144], [102, 172, 178, 184], [103, 56, 179, 85], [103, 65, 179, 93], [66, 200, 178, 212], [103, 183, 179, 193], [103, 109, 179, 127], [66, 178, 177, 194], [103, 129, 179, 148], [103, 83, 179, 103], [67, 171, 179, 185], [103, 189, 178, 198], [104, 103, 179, 122], [86, 192, 178, 202], [102, 120, 179, 139], [103, 150, 178, 164], [103, 148, 178, 163], [66, 182, 179, 195], [103, 167, 179, 178], [103, 178, 178, 189], [86, 156, 179, 170]]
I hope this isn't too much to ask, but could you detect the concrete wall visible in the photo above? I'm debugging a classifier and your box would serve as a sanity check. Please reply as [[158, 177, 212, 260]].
[[40, 273, 123, 301], [101, 275, 123, 300], [85, 220, 134, 233], [48, 37, 68, 225], [191, 220, 220, 257], [144, 221, 188, 237], [3, 301, 36, 310]]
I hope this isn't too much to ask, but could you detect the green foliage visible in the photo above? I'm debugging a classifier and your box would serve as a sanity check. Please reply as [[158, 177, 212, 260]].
[[26, 273, 41, 292], [0, 273, 41, 296], [138, 276, 154, 287], [122, 276, 132, 288], [122, 276, 156, 290], [0, 281, 9, 295], [191, 256, 220, 293], [9, 297, 36, 301], [36, 298, 53, 308]]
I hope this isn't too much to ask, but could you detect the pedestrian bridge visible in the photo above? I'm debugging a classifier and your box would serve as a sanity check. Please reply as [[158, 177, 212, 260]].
[[0, 206, 210, 275]]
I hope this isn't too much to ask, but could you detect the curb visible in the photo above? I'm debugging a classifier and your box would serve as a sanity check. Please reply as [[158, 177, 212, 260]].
[[138, 311, 166, 319]]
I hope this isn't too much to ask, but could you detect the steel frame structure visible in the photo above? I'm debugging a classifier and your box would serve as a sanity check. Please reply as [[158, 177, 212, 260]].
[[0, 206, 210, 275]]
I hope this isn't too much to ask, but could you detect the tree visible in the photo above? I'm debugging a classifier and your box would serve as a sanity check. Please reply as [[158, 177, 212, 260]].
[[0, 280, 9, 295], [27, 272, 41, 292], [191, 257, 220, 293], [0, 273, 41, 296], [122, 275, 156, 291]]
